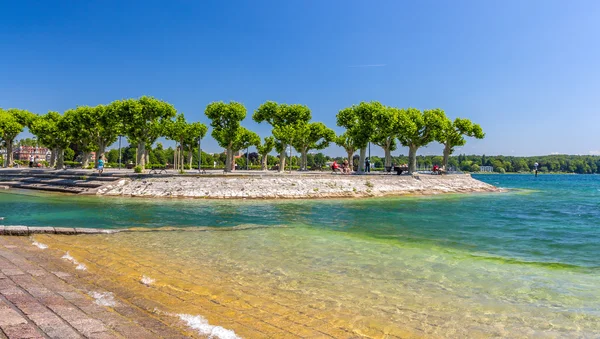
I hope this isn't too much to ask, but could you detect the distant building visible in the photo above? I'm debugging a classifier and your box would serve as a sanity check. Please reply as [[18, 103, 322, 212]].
[[479, 165, 494, 172], [13, 146, 50, 162]]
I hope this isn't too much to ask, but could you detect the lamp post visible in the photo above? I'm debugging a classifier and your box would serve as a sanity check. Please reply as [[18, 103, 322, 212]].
[[198, 135, 202, 173], [288, 144, 292, 173], [246, 146, 249, 170], [118, 135, 122, 170]]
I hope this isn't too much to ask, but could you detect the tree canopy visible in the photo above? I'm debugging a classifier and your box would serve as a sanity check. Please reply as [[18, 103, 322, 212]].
[[337, 101, 383, 172], [396, 108, 447, 173], [253, 101, 312, 172], [119, 96, 177, 169], [292, 122, 335, 170], [437, 117, 485, 170], [205, 101, 248, 172], [256, 136, 276, 170], [0, 108, 33, 167]]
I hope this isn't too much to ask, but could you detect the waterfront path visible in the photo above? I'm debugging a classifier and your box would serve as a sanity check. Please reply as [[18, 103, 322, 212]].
[[0, 236, 195, 339]]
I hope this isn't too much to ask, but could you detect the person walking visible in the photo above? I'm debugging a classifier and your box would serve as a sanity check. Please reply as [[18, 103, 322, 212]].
[[97, 156, 105, 176], [365, 157, 371, 173]]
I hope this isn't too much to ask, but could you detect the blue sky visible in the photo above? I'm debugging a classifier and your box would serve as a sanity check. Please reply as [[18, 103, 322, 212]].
[[1, 0, 599, 157]]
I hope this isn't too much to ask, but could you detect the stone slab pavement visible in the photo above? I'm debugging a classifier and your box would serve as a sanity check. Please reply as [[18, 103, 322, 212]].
[[0, 236, 197, 339]]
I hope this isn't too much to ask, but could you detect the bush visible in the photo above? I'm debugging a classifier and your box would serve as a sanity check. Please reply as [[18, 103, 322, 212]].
[[64, 161, 82, 168], [134, 166, 143, 173]]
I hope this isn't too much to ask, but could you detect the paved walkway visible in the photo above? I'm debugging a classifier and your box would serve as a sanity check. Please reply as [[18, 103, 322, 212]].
[[0, 236, 195, 339]]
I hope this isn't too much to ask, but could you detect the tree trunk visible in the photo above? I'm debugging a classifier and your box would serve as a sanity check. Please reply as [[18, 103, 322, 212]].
[[6, 139, 14, 167], [188, 146, 193, 169], [301, 149, 307, 171], [346, 149, 354, 171], [82, 152, 90, 168], [279, 147, 286, 173], [225, 147, 233, 172], [443, 143, 451, 171], [261, 154, 268, 171], [56, 148, 65, 170], [384, 146, 392, 167], [136, 141, 146, 169], [230, 150, 236, 171], [358, 147, 367, 173], [95, 141, 106, 168], [408, 144, 418, 174], [50, 148, 57, 168]]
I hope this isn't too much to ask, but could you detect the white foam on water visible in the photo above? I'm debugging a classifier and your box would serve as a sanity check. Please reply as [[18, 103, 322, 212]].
[[140, 275, 155, 286], [32, 241, 48, 249], [62, 251, 87, 270], [89, 291, 116, 307], [178, 313, 241, 339], [62, 252, 77, 263]]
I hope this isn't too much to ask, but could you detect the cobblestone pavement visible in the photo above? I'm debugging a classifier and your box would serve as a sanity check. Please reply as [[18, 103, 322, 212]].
[[0, 236, 196, 339]]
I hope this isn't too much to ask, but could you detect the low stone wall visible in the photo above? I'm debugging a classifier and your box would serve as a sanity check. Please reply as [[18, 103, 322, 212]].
[[97, 173, 499, 199], [0, 226, 119, 236]]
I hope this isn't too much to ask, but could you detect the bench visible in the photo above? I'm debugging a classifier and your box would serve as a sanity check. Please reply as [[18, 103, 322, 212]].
[[149, 165, 167, 174], [393, 166, 409, 175]]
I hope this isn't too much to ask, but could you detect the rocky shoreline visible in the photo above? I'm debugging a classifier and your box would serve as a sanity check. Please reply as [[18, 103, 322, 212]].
[[97, 173, 499, 199]]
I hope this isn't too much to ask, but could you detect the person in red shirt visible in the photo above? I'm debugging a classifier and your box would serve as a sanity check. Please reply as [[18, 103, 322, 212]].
[[331, 161, 341, 173]]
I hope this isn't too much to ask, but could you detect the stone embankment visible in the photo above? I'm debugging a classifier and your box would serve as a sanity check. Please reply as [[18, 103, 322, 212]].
[[98, 173, 499, 199], [0, 226, 119, 236], [0, 169, 122, 194]]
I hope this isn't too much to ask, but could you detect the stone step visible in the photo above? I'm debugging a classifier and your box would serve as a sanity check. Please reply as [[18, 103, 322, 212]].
[[0, 173, 120, 182], [18, 178, 105, 188], [10, 183, 94, 194]]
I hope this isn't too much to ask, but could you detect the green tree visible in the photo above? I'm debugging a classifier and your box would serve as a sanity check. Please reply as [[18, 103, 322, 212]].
[[256, 136, 276, 170], [292, 122, 335, 170], [314, 152, 326, 169], [205, 101, 248, 172], [437, 117, 484, 170], [106, 149, 119, 163], [231, 128, 260, 170], [93, 103, 122, 168], [16, 138, 37, 147], [334, 132, 358, 168], [0, 108, 34, 167], [165, 113, 189, 170], [62, 107, 97, 167], [253, 101, 312, 172], [337, 102, 382, 172], [30, 112, 71, 169], [396, 108, 446, 174], [183, 121, 208, 169], [372, 106, 404, 167], [118, 96, 177, 169]]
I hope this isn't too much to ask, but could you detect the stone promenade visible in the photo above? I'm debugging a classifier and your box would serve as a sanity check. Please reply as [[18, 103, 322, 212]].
[[0, 236, 196, 339]]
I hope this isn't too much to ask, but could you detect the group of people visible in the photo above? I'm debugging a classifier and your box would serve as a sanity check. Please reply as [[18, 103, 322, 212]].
[[28, 155, 41, 168], [331, 159, 352, 174]]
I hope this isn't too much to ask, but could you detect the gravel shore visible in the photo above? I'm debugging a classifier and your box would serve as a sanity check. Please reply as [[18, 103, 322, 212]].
[[97, 173, 499, 199]]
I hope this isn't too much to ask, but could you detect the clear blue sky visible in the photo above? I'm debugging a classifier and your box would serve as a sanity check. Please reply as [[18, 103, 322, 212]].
[[1, 0, 599, 157]]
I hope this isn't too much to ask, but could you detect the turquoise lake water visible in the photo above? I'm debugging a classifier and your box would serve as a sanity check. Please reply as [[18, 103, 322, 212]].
[[1, 174, 599, 336]]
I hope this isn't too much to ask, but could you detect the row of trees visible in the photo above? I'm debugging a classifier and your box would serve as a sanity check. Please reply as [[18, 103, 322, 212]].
[[1, 97, 484, 173]]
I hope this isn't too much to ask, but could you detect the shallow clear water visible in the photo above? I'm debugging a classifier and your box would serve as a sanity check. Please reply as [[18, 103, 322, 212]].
[[2, 174, 600, 337]]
